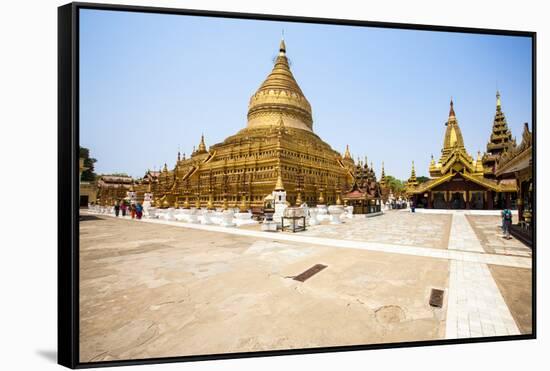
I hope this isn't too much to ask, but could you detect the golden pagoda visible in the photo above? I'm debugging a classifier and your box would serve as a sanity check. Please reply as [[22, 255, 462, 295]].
[[131, 39, 356, 209], [406, 98, 516, 209]]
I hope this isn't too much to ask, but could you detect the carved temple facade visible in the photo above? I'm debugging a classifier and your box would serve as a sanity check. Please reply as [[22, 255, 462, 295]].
[[406, 94, 524, 210]]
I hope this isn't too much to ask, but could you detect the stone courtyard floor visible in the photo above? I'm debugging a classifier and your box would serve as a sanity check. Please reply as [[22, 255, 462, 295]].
[[79, 210, 532, 363]]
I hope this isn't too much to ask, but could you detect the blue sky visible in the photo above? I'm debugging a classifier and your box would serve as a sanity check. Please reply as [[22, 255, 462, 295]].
[[79, 9, 532, 180]]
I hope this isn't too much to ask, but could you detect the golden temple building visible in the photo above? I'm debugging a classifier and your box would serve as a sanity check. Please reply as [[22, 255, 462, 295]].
[[121, 39, 359, 210], [406, 96, 519, 209]]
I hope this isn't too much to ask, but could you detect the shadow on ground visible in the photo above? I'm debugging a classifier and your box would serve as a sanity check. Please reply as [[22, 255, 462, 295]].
[[80, 215, 101, 222], [36, 350, 57, 363]]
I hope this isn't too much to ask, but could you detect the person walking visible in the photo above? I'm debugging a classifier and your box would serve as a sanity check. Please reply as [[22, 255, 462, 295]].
[[121, 202, 127, 217], [130, 204, 136, 219], [136, 203, 143, 220], [502, 207, 513, 239], [114, 201, 120, 217]]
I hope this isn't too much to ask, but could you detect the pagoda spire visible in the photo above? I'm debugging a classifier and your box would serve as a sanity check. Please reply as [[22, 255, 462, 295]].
[[449, 97, 456, 118], [482, 91, 514, 177], [279, 36, 286, 55], [379, 161, 387, 188], [198, 134, 207, 153], [344, 144, 351, 159], [442, 98, 465, 152], [407, 161, 418, 188], [274, 166, 285, 191]]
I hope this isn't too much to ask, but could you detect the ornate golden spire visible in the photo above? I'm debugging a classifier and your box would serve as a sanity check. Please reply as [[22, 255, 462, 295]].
[[407, 161, 418, 187], [443, 98, 465, 151], [483, 90, 513, 170], [379, 161, 387, 187], [197, 134, 207, 153], [247, 39, 313, 132], [449, 97, 456, 118], [163, 163, 168, 172], [410, 161, 417, 179], [279, 38, 286, 55], [274, 167, 285, 191], [344, 144, 351, 159], [475, 150, 484, 173]]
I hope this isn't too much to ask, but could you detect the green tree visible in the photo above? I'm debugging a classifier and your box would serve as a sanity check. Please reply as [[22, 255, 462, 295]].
[[79, 146, 97, 182], [417, 176, 430, 184], [384, 175, 405, 194]]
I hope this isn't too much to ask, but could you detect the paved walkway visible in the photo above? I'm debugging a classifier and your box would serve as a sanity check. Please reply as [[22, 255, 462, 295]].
[[448, 213, 485, 253], [445, 213, 520, 338], [446, 260, 520, 338]]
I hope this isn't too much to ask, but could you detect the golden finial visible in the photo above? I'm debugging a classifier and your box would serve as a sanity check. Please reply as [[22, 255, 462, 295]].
[[344, 144, 351, 159], [279, 35, 286, 55], [177, 151, 181, 161], [163, 163, 168, 172], [496, 90, 501, 109], [198, 134, 207, 152], [449, 97, 456, 118], [274, 166, 285, 191]]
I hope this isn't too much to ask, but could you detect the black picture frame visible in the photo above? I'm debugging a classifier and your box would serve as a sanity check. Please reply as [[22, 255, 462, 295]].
[[58, 2, 537, 369]]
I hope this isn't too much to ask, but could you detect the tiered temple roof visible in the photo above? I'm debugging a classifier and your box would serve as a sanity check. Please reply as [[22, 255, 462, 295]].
[[482, 91, 516, 176], [407, 99, 516, 197]]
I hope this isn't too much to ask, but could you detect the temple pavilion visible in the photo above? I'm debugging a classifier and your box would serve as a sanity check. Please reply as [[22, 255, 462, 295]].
[[125, 39, 359, 210], [406, 96, 518, 209]]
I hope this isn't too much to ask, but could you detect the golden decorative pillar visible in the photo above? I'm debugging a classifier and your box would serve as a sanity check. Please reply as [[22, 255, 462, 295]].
[[318, 188, 325, 205], [239, 195, 248, 213], [296, 191, 303, 206]]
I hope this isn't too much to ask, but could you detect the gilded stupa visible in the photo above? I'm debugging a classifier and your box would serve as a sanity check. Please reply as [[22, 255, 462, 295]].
[[131, 39, 357, 209]]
